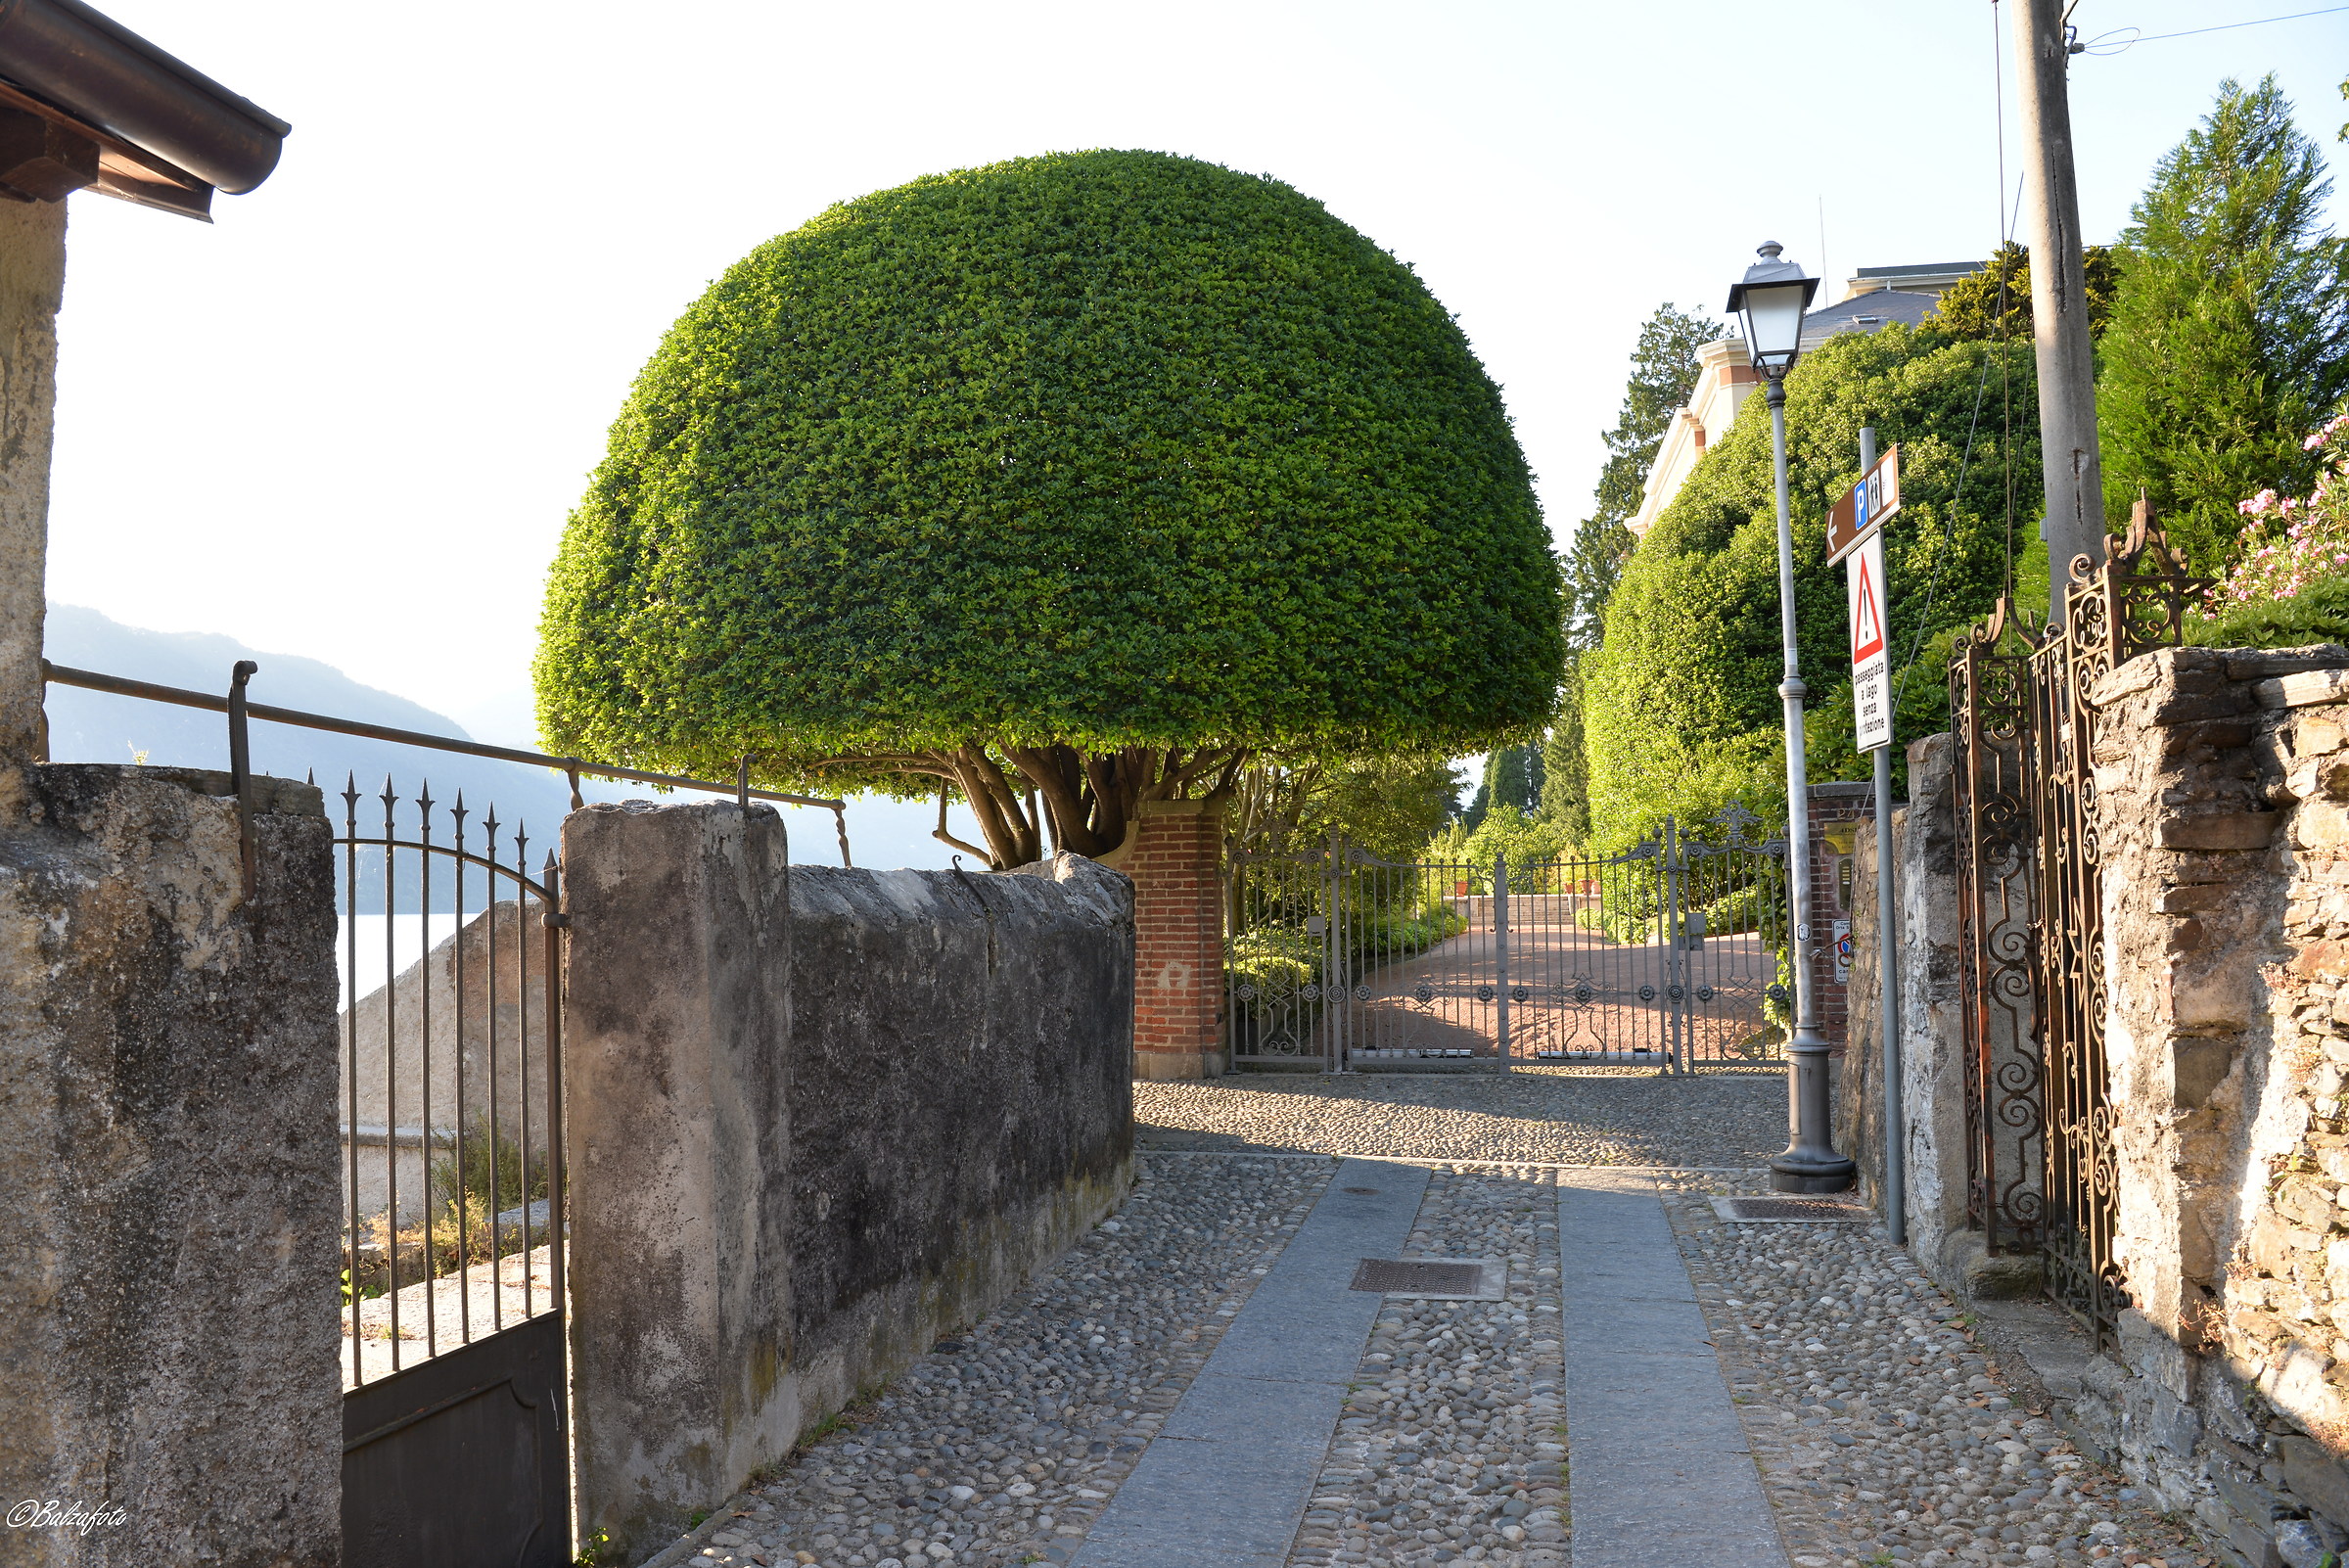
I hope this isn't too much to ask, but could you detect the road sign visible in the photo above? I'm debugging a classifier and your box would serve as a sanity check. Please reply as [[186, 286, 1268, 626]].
[[1849, 530, 1891, 752], [1826, 445, 1901, 565]]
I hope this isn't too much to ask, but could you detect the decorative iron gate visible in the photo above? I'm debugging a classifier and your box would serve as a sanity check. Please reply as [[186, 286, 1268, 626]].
[[1948, 511, 2207, 1346], [1223, 808, 1788, 1073], [1950, 602, 2044, 1255], [336, 776, 572, 1568]]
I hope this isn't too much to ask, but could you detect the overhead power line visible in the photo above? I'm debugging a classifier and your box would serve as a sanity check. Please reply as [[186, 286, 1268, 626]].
[[2076, 6, 2349, 54]]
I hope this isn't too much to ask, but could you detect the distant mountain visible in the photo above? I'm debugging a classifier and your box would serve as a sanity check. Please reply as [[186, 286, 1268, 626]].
[[42, 604, 1007, 877], [43, 606, 580, 902]]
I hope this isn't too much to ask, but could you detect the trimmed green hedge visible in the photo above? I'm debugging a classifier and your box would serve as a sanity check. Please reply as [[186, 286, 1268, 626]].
[[536, 150, 1563, 794]]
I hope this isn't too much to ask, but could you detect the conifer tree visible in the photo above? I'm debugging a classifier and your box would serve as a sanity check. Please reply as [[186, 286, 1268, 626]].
[[2098, 76, 2349, 573], [1547, 303, 1718, 842]]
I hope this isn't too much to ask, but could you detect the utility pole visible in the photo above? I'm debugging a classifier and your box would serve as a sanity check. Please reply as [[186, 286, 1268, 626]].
[[2011, 0, 2104, 622]]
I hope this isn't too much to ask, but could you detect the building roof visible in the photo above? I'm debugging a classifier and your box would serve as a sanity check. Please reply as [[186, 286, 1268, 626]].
[[1839, 260, 1982, 300], [0, 0, 288, 220], [1802, 289, 1943, 340]]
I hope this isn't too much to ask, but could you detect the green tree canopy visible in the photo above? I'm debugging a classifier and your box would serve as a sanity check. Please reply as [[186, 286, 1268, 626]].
[[1581, 324, 2041, 853], [1459, 742, 1543, 832], [1560, 302, 1722, 650], [1927, 241, 2121, 344], [1547, 302, 1718, 843], [2098, 75, 2349, 573], [1226, 752, 1460, 864], [536, 150, 1562, 867]]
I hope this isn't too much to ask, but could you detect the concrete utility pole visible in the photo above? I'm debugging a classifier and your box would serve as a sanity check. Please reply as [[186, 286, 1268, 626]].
[[2011, 0, 2105, 621]]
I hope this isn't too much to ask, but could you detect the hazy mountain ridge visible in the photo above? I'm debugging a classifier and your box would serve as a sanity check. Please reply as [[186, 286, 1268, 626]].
[[42, 603, 579, 839]]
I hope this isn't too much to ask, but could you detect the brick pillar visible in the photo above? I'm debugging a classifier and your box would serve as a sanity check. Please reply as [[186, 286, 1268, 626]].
[[1806, 781, 1876, 1051], [1125, 799, 1224, 1082]]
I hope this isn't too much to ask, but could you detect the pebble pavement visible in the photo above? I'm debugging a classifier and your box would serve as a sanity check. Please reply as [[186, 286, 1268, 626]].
[[1291, 1164, 1568, 1568], [699, 1155, 1332, 1568], [1655, 1172, 2213, 1568], [680, 1075, 2224, 1568], [1135, 1069, 1785, 1166]]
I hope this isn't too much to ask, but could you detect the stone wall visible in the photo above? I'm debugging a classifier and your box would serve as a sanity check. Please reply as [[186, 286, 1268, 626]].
[[1836, 779, 1894, 1209], [1866, 646, 2349, 1568], [563, 802, 1134, 1564], [0, 765, 341, 1567], [2069, 646, 2349, 1566]]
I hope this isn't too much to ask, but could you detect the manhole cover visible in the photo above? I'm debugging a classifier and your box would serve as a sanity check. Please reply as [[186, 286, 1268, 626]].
[[1709, 1196, 1872, 1223], [1350, 1259, 1491, 1296]]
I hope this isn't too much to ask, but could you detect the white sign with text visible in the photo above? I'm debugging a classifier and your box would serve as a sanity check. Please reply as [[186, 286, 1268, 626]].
[[1848, 530, 1891, 753]]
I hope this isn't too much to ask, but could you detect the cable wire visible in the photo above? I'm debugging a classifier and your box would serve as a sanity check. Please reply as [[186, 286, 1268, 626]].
[[2077, 6, 2349, 54]]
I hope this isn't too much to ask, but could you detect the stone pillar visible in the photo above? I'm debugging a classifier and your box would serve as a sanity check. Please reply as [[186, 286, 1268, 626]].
[[1805, 782, 1874, 1050], [1890, 736, 1973, 1271], [1834, 736, 1974, 1265], [0, 197, 64, 771], [562, 800, 795, 1565], [0, 765, 341, 1567], [1125, 798, 1223, 1081]]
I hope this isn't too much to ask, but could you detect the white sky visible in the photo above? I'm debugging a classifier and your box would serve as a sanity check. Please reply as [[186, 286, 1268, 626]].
[[34, 0, 2349, 862]]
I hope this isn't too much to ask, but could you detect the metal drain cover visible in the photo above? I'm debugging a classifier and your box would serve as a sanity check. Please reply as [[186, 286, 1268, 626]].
[[1709, 1196, 1872, 1223], [1349, 1259, 1501, 1299]]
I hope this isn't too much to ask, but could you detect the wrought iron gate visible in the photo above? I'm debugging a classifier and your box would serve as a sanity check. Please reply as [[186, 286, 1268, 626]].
[[336, 776, 572, 1567], [1947, 511, 2207, 1346], [1223, 807, 1788, 1073]]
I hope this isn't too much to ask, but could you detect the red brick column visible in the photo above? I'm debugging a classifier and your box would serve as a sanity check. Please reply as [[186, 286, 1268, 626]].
[[1123, 799, 1224, 1081], [1805, 782, 1876, 1051]]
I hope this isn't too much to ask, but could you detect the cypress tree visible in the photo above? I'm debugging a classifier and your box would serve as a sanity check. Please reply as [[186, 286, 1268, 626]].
[[2097, 76, 2349, 574], [1548, 303, 1718, 842]]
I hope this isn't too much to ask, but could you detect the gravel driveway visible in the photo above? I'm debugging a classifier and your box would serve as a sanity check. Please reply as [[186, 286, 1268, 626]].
[[1657, 1171, 2211, 1568], [1136, 1068, 1786, 1166], [667, 1073, 2214, 1568]]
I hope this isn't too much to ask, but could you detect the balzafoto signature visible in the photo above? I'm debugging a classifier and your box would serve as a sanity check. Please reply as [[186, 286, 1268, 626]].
[[7, 1499, 126, 1534]]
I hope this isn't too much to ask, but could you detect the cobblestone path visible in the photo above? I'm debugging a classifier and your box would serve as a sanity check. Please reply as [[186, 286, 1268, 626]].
[[665, 1073, 2216, 1568]]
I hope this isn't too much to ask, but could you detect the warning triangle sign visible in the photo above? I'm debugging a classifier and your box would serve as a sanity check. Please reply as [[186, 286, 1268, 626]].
[[1852, 553, 1886, 664]]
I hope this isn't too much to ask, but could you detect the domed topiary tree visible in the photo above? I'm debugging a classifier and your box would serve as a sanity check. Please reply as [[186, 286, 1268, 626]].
[[535, 150, 1561, 868]]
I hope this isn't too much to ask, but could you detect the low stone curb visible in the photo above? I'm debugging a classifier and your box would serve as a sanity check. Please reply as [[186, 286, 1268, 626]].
[[640, 1490, 767, 1568]]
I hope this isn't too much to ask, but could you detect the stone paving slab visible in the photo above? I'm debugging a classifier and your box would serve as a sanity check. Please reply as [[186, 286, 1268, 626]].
[[1559, 1171, 1790, 1568], [1072, 1158, 1428, 1568]]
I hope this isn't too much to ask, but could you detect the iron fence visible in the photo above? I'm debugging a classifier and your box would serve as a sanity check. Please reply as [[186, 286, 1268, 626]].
[[1223, 807, 1787, 1074]]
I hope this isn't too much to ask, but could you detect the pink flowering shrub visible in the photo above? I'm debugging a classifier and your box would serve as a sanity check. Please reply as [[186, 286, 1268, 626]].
[[2205, 414, 2349, 616]]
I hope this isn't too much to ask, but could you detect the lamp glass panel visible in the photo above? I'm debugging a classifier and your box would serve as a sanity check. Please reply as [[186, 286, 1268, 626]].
[[1740, 283, 1808, 364]]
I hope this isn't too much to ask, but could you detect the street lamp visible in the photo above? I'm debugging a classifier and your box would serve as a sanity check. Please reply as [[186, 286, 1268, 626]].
[[1726, 241, 1856, 1195]]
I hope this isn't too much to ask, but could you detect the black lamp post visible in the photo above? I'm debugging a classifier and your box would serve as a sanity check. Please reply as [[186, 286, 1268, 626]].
[[1726, 241, 1856, 1195]]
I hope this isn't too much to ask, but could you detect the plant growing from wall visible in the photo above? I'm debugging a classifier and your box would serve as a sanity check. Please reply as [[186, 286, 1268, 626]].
[[535, 150, 1562, 869], [2192, 414, 2349, 647]]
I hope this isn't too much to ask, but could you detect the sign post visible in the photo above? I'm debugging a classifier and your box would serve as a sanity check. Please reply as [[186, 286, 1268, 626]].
[[1836, 431, 1906, 1244]]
